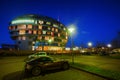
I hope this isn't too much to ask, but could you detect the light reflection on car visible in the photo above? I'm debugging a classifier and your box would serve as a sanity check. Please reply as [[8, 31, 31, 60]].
[[25, 56, 69, 76]]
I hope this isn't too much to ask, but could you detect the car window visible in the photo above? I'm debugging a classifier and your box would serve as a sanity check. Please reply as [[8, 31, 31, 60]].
[[37, 57, 52, 62]]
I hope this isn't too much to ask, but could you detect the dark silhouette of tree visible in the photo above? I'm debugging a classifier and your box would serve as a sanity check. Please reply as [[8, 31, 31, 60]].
[[111, 32, 120, 48], [95, 41, 106, 48]]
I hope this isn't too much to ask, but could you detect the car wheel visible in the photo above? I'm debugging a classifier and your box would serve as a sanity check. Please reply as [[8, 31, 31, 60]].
[[62, 63, 69, 70], [31, 66, 41, 76]]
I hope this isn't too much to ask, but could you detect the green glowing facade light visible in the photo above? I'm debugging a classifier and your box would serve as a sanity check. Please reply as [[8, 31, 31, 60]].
[[11, 19, 35, 24]]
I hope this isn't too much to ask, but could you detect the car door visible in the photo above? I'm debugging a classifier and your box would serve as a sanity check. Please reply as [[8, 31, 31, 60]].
[[42, 57, 61, 70]]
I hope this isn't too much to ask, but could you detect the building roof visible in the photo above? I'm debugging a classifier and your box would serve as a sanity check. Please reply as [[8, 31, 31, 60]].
[[11, 14, 62, 25]]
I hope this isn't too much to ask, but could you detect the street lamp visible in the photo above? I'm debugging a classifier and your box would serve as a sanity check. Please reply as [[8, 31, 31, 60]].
[[107, 44, 112, 48], [68, 27, 75, 64], [107, 44, 112, 53], [88, 42, 92, 47], [48, 39, 52, 51]]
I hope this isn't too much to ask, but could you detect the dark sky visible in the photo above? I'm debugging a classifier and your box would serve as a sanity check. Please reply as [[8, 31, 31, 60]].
[[0, 0, 120, 47]]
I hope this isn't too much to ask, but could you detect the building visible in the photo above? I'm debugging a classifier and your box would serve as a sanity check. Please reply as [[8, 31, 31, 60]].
[[9, 14, 68, 51], [1, 44, 18, 50]]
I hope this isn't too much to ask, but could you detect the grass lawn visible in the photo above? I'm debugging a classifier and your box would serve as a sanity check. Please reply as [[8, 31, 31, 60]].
[[51, 54, 120, 80]]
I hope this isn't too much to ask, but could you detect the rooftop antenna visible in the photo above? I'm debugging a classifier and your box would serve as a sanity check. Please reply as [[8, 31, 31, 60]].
[[57, 15, 60, 22]]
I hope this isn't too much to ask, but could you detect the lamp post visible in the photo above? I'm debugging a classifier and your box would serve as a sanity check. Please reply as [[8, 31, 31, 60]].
[[107, 44, 112, 53], [68, 27, 75, 64], [88, 42, 92, 53], [48, 39, 52, 51]]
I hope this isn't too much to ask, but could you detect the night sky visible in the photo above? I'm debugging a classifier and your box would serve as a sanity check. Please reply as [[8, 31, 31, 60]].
[[0, 0, 120, 47]]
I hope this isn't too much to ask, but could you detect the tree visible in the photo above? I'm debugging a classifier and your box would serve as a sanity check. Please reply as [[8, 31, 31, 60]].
[[111, 32, 120, 48]]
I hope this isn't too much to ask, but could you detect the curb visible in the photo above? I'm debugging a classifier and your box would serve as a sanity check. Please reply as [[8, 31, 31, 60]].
[[70, 66, 115, 80]]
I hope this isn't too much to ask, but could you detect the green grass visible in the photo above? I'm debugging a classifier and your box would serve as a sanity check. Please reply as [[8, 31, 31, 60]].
[[70, 62, 120, 80], [50, 55, 120, 80]]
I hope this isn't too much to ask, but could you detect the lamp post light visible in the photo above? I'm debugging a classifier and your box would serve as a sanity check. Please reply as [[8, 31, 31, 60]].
[[88, 42, 92, 47], [87, 42, 92, 53], [68, 27, 75, 64], [107, 44, 112, 53]]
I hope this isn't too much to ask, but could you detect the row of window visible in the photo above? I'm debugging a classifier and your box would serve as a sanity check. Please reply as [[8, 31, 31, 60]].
[[18, 30, 67, 37], [9, 25, 67, 31], [18, 35, 68, 42]]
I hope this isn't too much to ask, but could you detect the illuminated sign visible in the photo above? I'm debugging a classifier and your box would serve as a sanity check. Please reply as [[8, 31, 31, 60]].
[[11, 19, 35, 24]]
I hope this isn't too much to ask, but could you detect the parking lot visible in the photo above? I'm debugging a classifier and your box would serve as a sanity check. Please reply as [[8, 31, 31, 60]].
[[0, 56, 106, 80]]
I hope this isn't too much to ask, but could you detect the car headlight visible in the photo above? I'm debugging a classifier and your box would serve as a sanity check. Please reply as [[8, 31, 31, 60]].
[[26, 64, 31, 69]]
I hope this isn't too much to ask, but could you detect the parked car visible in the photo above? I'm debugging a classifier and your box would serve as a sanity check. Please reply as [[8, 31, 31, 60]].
[[28, 52, 47, 58], [25, 56, 69, 76]]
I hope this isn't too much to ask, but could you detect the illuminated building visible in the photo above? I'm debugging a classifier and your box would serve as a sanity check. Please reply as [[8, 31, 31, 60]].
[[9, 14, 68, 51]]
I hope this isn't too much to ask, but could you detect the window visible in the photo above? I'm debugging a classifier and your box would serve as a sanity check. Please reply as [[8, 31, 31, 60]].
[[38, 31, 41, 34], [28, 30, 32, 34], [39, 20, 44, 24], [38, 25, 42, 29], [38, 36, 42, 40], [55, 28, 58, 32], [66, 36, 68, 39], [33, 30, 37, 34], [9, 26, 12, 30], [43, 31, 46, 34], [45, 36, 49, 40], [17, 25, 26, 29], [33, 26, 38, 29], [22, 36, 26, 40], [18, 36, 22, 40], [46, 22, 51, 25], [47, 32, 51, 35], [53, 24, 58, 27], [27, 25, 32, 29], [19, 30, 25, 34], [51, 32, 54, 36], [48, 27, 51, 30], [58, 33, 60, 37], [52, 28, 54, 31], [63, 28, 66, 30]]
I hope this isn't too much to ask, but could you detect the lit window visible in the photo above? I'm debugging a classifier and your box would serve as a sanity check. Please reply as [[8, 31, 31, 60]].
[[38, 36, 42, 40], [17, 25, 26, 29], [51, 37, 54, 41], [48, 27, 51, 30], [53, 24, 58, 27], [38, 25, 42, 29], [38, 31, 41, 34], [51, 32, 54, 36], [28, 30, 32, 34], [19, 30, 25, 34], [18, 36, 21, 40], [47, 32, 51, 35], [39, 20, 44, 24], [58, 33, 60, 37], [55, 29, 58, 32], [9, 26, 12, 30], [46, 22, 51, 25], [64, 28, 66, 30], [22, 36, 26, 40], [33, 30, 37, 34], [52, 28, 54, 31], [28, 25, 32, 29], [66, 32, 68, 35], [45, 36, 49, 40], [13, 26, 15, 30], [60, 24, 63, 26], [66, 36, 68, 39], [43, 31, 46, 34]]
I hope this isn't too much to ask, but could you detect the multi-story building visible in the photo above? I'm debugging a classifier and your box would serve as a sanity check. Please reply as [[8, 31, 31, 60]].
[[9, 14, 68, 51]]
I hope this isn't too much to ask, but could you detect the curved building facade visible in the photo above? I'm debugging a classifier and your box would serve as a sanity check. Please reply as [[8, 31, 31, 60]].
[[9, 14, 68, 51]]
